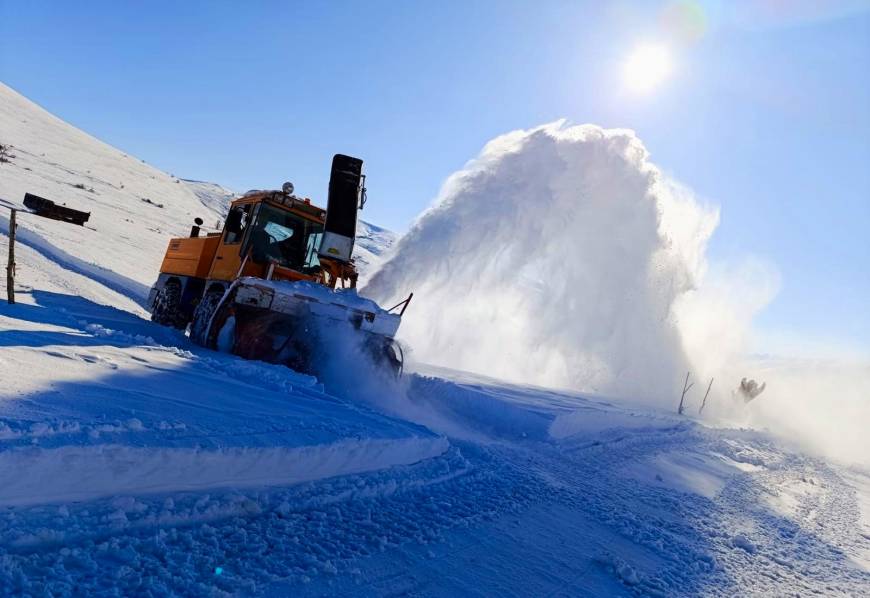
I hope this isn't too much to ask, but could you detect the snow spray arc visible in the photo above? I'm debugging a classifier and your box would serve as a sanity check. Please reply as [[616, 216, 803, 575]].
[[364, 122, 720, 403]]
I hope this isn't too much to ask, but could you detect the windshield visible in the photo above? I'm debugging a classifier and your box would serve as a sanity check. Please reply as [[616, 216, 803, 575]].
[[248, 204, 324, 272]]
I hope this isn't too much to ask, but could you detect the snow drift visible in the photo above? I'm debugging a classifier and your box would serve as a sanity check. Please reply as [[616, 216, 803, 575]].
[[365, 122, 718, 402]]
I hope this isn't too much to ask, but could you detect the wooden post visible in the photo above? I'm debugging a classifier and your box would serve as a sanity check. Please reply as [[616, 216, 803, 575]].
[[699, 377, 714, 414], [6, 208, 15, 304]]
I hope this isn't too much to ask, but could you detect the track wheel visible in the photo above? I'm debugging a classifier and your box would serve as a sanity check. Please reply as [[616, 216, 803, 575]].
[[385, 339, 404, 378], [150, 281, 187, 329], [189, 288, 224, 345]]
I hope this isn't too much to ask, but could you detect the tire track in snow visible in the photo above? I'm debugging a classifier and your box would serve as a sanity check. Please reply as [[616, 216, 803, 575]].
[[0, 446, 542, 596], [512, 427, 870, 596]]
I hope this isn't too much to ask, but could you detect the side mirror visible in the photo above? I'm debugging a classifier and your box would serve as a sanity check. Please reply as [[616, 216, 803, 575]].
[[225, 207, 243, 234]]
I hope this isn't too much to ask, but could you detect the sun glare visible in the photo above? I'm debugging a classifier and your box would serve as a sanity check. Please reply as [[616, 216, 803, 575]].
[[623, 43, 672, 93]]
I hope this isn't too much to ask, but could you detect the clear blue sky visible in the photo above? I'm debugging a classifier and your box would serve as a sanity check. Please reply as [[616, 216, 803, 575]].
[[1, 1, 868, 355]]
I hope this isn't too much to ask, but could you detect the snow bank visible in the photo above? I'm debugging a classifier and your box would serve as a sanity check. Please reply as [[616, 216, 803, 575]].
[[0, 287, 448, 508], [366, 122, 718, 403], [0, 436, 448, 507]]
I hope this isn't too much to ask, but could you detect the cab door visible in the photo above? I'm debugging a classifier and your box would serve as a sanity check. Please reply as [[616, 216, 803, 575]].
[[208, 203, 257, 281]]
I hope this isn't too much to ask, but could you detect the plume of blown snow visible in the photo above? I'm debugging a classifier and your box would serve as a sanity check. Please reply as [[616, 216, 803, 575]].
[[365, 122, 719, 404], [365, 121, 869, 466]]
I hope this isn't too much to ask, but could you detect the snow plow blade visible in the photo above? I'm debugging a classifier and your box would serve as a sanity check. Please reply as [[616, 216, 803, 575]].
[[202, 277, 406, 377]]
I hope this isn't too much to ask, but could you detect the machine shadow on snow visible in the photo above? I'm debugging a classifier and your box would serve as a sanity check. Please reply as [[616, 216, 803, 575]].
[[0, 327, 114, 350], [0, 289, 428, 451], [1, 290, 189, 347], [0, 212, 152, 305]]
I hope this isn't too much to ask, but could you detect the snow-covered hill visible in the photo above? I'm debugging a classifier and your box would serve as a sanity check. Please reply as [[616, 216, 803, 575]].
[[179, 178, 236, 218], [0, 85, 867, 596], [350, 219, 398, 281], [0, 82, 396, 299], [0, 83, 223, 302]]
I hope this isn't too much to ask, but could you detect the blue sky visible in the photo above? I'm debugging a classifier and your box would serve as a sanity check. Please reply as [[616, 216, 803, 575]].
[[1, 1, 868, 355]]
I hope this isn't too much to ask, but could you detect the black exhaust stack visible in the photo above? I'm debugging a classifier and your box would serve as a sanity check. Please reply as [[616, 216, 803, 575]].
[[318, 154, 363, 263]]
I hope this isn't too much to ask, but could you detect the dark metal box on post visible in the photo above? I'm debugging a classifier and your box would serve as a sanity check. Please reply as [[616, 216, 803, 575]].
[[2, 193, 92, 304]]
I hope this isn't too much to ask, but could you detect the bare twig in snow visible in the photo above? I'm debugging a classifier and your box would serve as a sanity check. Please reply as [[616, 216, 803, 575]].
[[678, 371, 694, 415], [699, 378, 714, 414]]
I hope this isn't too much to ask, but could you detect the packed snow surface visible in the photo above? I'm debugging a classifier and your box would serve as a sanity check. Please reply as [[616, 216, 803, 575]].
[[1, 289, 868, 596], [0, 86, 868, 596]]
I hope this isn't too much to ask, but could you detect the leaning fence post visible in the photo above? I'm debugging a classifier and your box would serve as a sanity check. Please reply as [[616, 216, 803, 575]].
[[699, 378, 714, 414], [678, 371, 693, 415], [5, 208, 15, 304]]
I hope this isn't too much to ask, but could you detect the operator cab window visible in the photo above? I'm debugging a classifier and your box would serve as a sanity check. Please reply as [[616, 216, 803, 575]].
[[224, 204, 251, 244], [303, 231, 323, 269], [249, 204, 324, 272]]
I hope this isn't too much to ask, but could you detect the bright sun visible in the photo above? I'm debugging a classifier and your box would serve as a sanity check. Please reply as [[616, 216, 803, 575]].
[[623, 43, 672, 93]]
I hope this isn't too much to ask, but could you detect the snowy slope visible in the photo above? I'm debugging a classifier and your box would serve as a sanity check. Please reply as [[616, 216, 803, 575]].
[[352, 219, 399, 281], [0, 86, 867, 596], [180, 178, 236, 218], [0, 82, 396, 300], [0, 83, 223, 303]]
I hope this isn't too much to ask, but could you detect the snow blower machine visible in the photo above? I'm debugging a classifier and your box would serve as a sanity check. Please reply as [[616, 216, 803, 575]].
[[148, 155, 412, 376]]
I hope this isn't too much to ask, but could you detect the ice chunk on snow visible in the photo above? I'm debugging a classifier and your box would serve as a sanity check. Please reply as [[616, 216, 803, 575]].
[[732, 534, 757, 554]]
